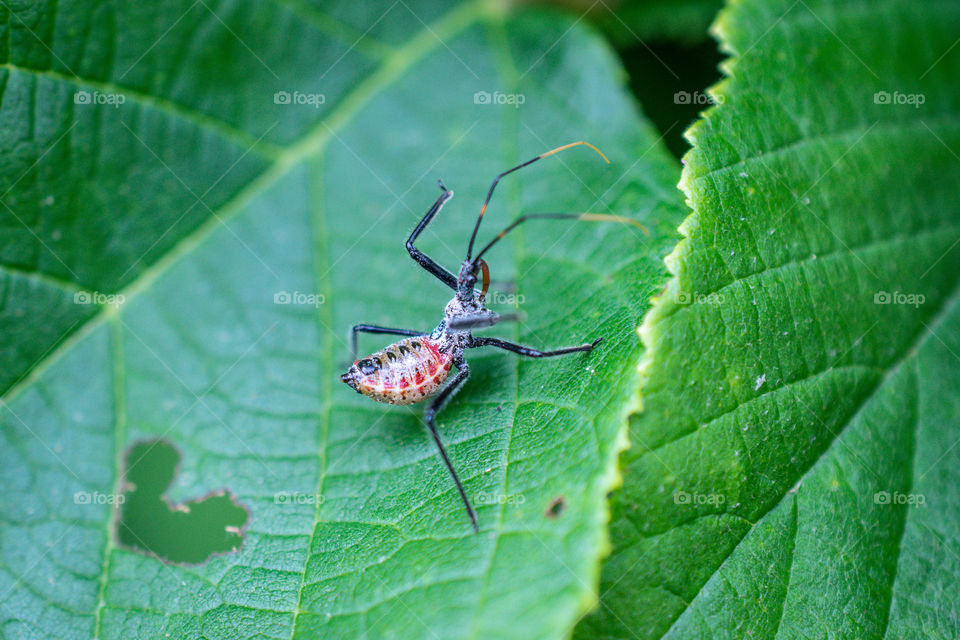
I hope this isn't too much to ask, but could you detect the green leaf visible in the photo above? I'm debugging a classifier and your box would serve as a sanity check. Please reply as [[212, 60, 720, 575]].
[[0, 2, 685, 639], [580, 0, 960, 638]]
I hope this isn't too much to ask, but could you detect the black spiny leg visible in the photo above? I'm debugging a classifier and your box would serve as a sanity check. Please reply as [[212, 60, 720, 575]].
[[350, 324, 425, 361], [407, 181, 458, 290], [469, 336, 603, 357], [423, 362, 478, 533]]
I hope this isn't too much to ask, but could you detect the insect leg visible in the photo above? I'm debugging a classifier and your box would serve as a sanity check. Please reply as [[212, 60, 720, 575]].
[[446, 312, 524, 331], [407, 181, 458, 290], [350, 324, 425, 361], [468, 336, 603, 357], [423, 362, 478, 533]]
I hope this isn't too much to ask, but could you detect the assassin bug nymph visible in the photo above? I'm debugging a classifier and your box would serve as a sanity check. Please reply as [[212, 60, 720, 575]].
[[340, 141, 647, 533]]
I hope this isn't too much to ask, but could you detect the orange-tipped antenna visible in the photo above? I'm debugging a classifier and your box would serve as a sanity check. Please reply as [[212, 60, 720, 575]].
[[466, 141, 610, 260], [578, 213, 646, 231], [472, 212, 648, 264], [541, 141, 609, 163], [478, 258, 491, 302]]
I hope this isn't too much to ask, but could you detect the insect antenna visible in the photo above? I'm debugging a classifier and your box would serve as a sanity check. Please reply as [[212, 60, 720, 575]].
[[478, 258, 490, 302], [471, 212, 648, 264], [465, 141, 610, 260]]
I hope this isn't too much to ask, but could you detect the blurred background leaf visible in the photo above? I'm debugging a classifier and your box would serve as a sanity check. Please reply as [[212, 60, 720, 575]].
[[0, 1, 685, 638]]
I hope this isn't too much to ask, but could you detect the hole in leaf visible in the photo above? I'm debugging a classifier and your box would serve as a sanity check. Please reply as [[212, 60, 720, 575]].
[[116, 439, 249, 565], [546, 496, 566, 519]]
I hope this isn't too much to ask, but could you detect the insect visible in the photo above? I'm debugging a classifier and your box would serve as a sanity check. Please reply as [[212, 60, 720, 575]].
[[340, 141, 647, 533]]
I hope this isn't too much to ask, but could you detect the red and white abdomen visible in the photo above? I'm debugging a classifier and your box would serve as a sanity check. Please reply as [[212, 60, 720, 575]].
[[341, 337, 453, 405]]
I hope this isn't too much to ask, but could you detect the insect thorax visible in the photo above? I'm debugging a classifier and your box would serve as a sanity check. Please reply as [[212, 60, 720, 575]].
[[431, 293, 486, 357], [443, 293, 484, 323]]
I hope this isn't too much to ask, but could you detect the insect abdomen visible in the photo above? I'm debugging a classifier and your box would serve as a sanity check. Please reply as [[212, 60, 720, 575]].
[[342, 337, 452, 405]]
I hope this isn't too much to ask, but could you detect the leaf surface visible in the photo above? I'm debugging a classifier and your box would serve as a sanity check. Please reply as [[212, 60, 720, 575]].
[[0, 2, 685, 638], [579, 0, 960, 638]]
